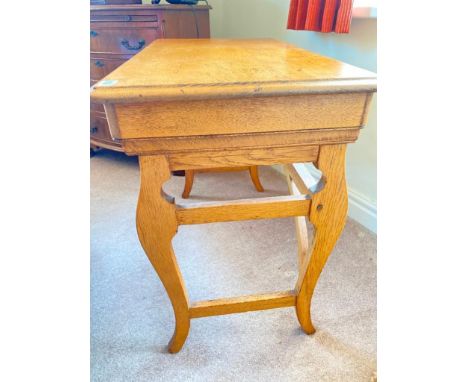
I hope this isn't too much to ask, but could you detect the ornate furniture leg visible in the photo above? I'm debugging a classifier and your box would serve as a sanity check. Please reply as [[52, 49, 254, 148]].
[[249, 166, 265, 192], [295, 144, 349, 334], [182, 169, 195, 199], [136, 155, 190, 353]]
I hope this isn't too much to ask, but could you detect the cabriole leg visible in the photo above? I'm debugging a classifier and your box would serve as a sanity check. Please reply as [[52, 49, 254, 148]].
[[136, 155, 190, 353], [295, 144, 349, 334], [182, 170, 195, 199], [249, 166, 265, 192]]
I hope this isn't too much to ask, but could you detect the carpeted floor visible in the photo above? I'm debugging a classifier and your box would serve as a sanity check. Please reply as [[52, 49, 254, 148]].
[[91, 150, 377, 382]]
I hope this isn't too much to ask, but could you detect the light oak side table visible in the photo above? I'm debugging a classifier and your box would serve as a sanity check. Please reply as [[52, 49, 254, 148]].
[[91, 38, 377, 353]]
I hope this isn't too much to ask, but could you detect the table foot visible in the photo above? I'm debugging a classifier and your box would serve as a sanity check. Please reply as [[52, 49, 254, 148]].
[[294, 145, 348, 335], [136, 155, 191, 353]]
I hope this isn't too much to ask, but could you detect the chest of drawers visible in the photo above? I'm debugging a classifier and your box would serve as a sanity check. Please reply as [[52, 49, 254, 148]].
[[90, 4, 211, 151]]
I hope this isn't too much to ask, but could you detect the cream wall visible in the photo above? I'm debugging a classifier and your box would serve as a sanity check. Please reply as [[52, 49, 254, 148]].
[[208, 0, 377, 232]]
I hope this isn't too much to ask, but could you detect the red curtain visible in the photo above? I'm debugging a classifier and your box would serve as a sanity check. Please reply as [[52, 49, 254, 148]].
[[287, 0, 354, 33]]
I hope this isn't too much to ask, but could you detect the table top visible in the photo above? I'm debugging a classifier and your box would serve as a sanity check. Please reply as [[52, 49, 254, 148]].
[[91, 39, 376, 103]]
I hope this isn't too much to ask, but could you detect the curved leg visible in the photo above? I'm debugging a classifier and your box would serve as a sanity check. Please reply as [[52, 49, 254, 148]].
[[136, 155, 190, 353], [182, 170, 195, 199], [295, 145, 348, 334], [248, 166, 264, 192]]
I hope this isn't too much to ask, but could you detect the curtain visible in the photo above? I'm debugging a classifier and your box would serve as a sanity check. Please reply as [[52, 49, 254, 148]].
[[287, 0, 354, 33]]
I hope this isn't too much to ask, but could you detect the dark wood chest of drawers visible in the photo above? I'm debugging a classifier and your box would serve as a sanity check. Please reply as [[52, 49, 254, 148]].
[[90, 4, 211, 151]]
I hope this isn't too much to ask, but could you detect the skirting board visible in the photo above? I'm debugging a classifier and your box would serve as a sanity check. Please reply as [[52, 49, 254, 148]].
[[348, 188, 377, 233], [272, 164, 377, 233]]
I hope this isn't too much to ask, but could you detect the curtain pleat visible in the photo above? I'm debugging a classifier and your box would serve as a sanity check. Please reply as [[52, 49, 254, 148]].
[[287, 0, 353, 33]]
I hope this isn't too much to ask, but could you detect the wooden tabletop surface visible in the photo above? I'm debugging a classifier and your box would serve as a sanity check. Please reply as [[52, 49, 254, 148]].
[[91, 39, 376, 103]]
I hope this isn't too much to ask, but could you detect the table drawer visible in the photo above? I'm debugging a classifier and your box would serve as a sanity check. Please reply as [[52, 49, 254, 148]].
[[90, 111, 112, 140], [91, 57, 127, 81], [90, 23, 161, 54]]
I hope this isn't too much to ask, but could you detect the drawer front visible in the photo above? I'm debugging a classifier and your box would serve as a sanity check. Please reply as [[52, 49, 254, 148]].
[[91, 101, 105, 113], [90, 111, 112, 141], [90, 23, 161, 54], [90, 57, 127, 81], [91, 14, 159, 23]]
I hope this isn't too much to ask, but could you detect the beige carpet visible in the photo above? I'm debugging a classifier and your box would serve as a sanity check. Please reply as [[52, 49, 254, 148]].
[[91, 150, 377, 382]]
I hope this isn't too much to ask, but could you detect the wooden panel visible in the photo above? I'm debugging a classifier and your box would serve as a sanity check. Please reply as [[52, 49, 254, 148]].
[[114, 93, 367, 139], [121, 128, 359, 155], [90, 23, 161, 54], [90, 111, 112, 140], [162, 10, 210, 38], [189, 291, 297, 318], [91, 14, 159, 23], [90, 56, 127, 81], [175, 195, 311, 225], [166, 146, 320, 171], [91, 101, 105, 113]]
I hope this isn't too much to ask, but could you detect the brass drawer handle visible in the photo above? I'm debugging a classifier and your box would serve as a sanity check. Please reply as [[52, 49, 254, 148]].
[[121, 39, 145, 51], [90, 127, 98, 134], [94, 60, 105, 68], [90, 30, 98, 37]]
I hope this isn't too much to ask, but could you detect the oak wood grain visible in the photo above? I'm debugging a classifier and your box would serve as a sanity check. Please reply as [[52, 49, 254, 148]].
[[112, 93, 367, 139], [136, 155, 190, 353], [189, 291, 296, 318], [120, 128, 359, 156], [91, 39, 376, 103], [286, 174, 309, 270], [295, 144, 349, 334], [175, 195, 311, 225], [166, 146, 319, 171], [249, 166, 264, 192]]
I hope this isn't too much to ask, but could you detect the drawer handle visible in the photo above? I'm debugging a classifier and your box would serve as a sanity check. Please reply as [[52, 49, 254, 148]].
[[90, 30, 98, 37], [121, 39, 145, 51], [90, 127, 98, 134], [94, 60, 105, 68]]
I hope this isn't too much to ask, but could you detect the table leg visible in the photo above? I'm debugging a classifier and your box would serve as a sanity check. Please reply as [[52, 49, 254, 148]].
[[286, 174, 309, 270], [248, 166, 265, 192], [136, 155, 190, 353], [295, 144, 348, 334], [182, 170, 195, 199]]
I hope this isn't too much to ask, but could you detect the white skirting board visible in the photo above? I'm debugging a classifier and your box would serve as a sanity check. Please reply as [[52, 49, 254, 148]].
[[347, 188, 377, 233], [273, 164, 377, 234]]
